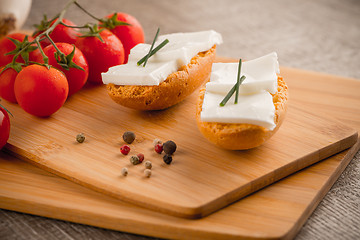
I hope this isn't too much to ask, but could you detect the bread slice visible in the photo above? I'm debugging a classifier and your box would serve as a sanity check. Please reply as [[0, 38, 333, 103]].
[[106, 45, 217, 110], [196, 76, 288, 150]]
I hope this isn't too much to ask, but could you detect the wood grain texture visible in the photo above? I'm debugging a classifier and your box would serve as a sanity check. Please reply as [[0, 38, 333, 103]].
[[2, 65, 357, 218], [0, 140, 359, 240], [0, 67, 360, 239]]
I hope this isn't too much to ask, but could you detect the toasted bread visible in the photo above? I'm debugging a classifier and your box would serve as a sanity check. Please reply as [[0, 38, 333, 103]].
[[196, 76, 288, 150], [106, 45, 217, 110]]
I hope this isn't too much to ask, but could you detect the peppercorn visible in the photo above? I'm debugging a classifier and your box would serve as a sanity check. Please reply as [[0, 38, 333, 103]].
[[137, 153, 144, 163], [121, 167, 128, 176], [123, 131, 136, 144], [163, 154, 173, 165], [144, 169, 152, 178], [120, 145, 131, 155], [145, 161, 152, 169], [153, 138, 162, 146], [76, 133, 85, 143], [163, 140, 177, 155], [155, 144, 163, 154], [130, 155, 140, 165]]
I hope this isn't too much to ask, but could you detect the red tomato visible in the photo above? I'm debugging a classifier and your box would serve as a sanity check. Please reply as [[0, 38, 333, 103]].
[[103, 12, 144, 63], [35, 43, 89, 96], [0, 33, 36, 67], [75, 29, 124, 84], [0, 105, 10, 150], [0, 67, 19, 103], [14, 65, 69, 117], [34, 18, 79, 47]]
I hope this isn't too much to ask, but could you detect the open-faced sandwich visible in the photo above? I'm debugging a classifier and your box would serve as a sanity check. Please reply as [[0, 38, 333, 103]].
[[196, 52, 288, 150], [102, 30, 222, 110]]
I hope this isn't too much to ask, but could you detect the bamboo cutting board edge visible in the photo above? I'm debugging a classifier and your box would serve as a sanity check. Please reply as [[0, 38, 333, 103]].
[[4, 109, 358, 219], [1, 66, 360, 239], [0, 139, 359, 240], [2, 63, 359, 218], [283, 138, 360, 240]]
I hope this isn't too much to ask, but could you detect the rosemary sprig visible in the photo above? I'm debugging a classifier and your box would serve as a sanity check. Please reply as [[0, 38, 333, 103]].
[[219, 75, 246, 107], [219, 83, 237, 107], [143, 27, 160, 67], [234, 59, 242, 104], [137, 28, 169, 67], [219, 59, 246, 107], [137, 39, 169, 66]]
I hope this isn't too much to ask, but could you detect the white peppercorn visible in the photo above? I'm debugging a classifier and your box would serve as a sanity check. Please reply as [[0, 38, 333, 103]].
[[144, 161, 152, 169], [121, 167, 128, 176], [153, 138, 162, 147], [144, 169, 151, 178]]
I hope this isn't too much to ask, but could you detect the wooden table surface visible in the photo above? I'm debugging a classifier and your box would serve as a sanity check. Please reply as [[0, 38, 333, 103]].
[[1, 0, 360, 239]]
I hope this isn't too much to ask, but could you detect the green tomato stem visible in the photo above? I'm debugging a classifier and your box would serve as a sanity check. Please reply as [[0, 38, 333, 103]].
[[10, 0, 75, 67], [74, 1, 102, 22]]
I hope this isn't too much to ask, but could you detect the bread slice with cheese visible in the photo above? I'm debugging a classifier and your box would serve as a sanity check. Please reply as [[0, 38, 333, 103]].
[[106, 45, 216, 110], [196, 53, 288, 150], [102, 30, 222, 110], [196, 75, 288, 150]]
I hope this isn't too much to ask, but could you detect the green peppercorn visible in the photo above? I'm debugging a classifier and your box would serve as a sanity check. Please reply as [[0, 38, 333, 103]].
[[163, 154, 173, 165], [163, 140, 176, 155], [123, 131, 136, 144], [76, 133, 85, 143], [145, 161, 152, 169], [130, 155, 140, 165]]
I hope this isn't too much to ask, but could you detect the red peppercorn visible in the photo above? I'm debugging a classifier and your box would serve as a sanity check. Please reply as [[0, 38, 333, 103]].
[[120, 145, 130, 155], [155, 144, 163, 154], [137, 153, 144, 163]]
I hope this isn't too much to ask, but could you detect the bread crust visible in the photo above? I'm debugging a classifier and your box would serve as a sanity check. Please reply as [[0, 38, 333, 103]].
[[196, 76, 288, 150], [106, 45, 217, 110]]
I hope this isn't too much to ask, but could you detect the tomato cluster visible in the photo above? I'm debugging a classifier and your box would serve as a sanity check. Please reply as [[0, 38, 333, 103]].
[[0, 11, 144, 150], [0, 12, 144, 117]]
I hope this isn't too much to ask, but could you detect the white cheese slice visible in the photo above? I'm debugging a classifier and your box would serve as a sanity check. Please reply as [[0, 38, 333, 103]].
[[200, 52, 279, 130], [102, 60, 178, 86], [206, 52, 279, 95], [129, 30, 223, 67], [102, 30, 222, 86], [200, 90, 276, 130]]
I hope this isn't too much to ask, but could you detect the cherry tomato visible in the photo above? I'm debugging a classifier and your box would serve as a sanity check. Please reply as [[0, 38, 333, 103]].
[[75, 29, 124, 84], [103, 12, 144, 63], [34, 18, 79, 47], [0, 105, 10, 150], [0, 33, 37, 67], [0, 67, 19, 103], [34, 43, 89, 96], [14, 65, 69, 117]]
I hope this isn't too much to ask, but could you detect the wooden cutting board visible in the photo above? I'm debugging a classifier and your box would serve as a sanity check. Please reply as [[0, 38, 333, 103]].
[[2, 62, 357, 219], [0, 67, 360, 239]]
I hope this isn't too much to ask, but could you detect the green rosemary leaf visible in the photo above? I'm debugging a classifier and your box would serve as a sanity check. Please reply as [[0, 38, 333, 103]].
[[219, 76, 246, 107], [235, 59, 242, 104], [219, 83, 237, 107], [143, 27, 160, 67], [137, 38, 169, 66]]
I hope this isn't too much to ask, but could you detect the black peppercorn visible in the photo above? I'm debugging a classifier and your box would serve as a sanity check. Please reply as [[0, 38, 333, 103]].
[[163, 154, 173, 165], [76, 133, 85, 143], [163, 140, 177, 155], [123, 131, 136, 144]]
